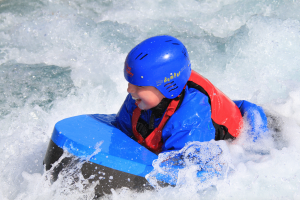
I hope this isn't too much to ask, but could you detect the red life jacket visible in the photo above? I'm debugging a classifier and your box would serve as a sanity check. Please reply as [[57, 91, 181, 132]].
[[131, 70, 243, 153], [188, 70, 243, 138]]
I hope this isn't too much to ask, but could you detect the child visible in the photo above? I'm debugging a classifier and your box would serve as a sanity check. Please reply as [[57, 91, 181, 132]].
[[113, 35, 244, 154]]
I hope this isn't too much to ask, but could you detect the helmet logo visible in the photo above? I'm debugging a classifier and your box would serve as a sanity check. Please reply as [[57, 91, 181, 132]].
[[164, 71, 180, 83], [126, 64, 134, 77], [156, 80, 163, 86]]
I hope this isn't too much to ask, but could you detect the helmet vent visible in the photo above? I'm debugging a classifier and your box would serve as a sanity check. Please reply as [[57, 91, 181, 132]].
[[164, 81, 174, 87], [165, 40, 180, 45], [182, 48, 188, 58], [182, 48, 189, 61], [169, 86, 178, 92], [135, 53, 143, 60], [140, 54, 148, 60], [167, 83, 177, 90], [164, 81, 178, 92], [135, 53, 148, 60]]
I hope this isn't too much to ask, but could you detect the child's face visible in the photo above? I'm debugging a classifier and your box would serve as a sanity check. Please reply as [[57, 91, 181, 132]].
[[127, 83, 165, 110]]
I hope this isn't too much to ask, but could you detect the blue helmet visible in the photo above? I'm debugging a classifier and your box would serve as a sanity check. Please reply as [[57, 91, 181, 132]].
[[124, 35, 191, 99]]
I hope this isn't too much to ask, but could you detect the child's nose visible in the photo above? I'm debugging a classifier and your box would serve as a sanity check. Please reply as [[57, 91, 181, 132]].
[[127, 83, 136, 93]]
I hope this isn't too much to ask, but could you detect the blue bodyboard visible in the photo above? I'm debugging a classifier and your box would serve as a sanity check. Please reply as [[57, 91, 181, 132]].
[[51, 114, 157, 177]]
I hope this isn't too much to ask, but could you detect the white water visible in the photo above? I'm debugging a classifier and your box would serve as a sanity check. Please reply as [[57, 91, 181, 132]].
[[0, 0, 300, 199]]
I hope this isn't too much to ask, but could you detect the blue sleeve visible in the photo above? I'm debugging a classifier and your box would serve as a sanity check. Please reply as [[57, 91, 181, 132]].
[[234, 100, 269, 141], [147, 141, 228, 186], [112, 94, 136, 138], [161, 87, 216, 152]]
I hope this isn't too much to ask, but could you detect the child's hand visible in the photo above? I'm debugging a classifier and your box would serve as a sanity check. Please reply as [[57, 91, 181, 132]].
[[146, 140, 232, 189]]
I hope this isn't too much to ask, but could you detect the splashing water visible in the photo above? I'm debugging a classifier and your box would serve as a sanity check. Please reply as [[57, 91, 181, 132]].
[[146, 141, 233, 189], [1, 0, 300, 199]]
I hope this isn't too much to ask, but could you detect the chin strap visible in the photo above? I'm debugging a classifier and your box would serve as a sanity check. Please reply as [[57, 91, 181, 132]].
[[131, 97, 181, 154]]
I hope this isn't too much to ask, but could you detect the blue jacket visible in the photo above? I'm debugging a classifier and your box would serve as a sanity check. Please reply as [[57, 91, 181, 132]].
[[113, 85, 216, 152]]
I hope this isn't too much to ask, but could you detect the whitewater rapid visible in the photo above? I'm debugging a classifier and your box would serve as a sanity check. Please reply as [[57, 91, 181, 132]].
[[0, 0, 300, 199]]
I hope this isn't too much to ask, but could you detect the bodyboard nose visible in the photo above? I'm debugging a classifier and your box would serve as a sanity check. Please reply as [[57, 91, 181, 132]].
[[44, 114, 157, 196]]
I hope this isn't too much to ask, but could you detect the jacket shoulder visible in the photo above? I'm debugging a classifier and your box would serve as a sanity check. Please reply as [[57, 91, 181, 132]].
[[162, 86, 215, 151]]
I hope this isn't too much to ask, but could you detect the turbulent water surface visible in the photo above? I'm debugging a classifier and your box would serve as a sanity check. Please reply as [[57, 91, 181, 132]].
[[1, 0, 300, 199]]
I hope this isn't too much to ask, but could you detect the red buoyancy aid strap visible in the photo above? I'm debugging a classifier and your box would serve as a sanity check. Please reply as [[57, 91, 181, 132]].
[[131, 106, 144, 144], [188, 70, 243, 137], [132, 99, 180, 153]]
